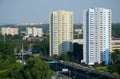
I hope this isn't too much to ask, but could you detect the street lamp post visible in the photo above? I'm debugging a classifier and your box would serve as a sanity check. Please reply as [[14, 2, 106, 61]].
[[73, 68, 76, 79], [69, 71, 71, 77], [21, 43, 24, 63], [86, 71, 88, 79]]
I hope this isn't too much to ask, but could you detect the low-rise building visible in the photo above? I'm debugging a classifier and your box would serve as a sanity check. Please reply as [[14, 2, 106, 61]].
[[26, 27, 43, 37], [74, 29, 83, 35], [1, 27, 19, 36], [73, 38, 120, 52], [72, 39, 83, 44], [111, 38, 120, 51]]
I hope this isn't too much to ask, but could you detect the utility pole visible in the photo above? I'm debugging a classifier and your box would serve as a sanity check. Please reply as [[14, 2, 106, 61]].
[[3, 35, 6, 44], [21, 43, 24, 63]]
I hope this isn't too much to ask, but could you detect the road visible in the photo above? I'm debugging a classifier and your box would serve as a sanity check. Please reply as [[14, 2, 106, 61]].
[[40, 56, 120, 79], [15, 54, 120, 79]]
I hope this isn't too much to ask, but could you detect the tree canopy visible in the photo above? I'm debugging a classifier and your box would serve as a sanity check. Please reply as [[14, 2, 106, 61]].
[[108, 49, 120, 74], [23, 57, 52, 79], [2, 57, 52, 79]]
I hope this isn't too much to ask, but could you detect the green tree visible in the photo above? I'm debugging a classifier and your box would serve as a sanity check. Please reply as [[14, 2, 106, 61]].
[[23, 57, 52, 79], [7, 63, 24, 79], [73, 43, 83, 63], [32, 37, 49, 56], [0, 70, 8, 79], [6, 57, 52, 79], [108, 49, 120, 74], [111, 50, 120, 62], [0, 42, 16, 69], [60, 53, 70, 61], [112, 23, 120, 38]]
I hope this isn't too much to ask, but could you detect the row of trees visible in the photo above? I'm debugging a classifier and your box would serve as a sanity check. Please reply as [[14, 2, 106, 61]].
[[50, 43, 83, 63], [0, 57, 52, 79], [0, 34, 52, 79], [0, 34, 17, 70], [108, 49, 120, 74], [32, 37, 49, 56], [1, 23, 120, 38], [112, 23, 120, 38], [92, 49, 120, 74], [31, 37, 83, 63]]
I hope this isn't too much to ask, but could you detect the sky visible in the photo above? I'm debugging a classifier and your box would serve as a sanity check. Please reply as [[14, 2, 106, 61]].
[[0, 0, 120, 24]]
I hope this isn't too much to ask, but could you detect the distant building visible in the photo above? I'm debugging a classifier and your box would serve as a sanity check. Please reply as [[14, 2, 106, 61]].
[[17, 22, 42, 26], [49, 10, 73, 56], [82, 8, 112, 65], [111, 38, 120, 51], [74, 29, 83, 35], [26, 27, 32, 36], [26, 27, 43, 37], [73, 38, 120, 52], [1, 27, 19, 36], [72, 39, 83, 44], [74, 29, 83, 39]]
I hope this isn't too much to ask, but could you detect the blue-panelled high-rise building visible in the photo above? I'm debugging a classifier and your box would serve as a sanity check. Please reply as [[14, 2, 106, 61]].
[[81, 8, 112, 65]]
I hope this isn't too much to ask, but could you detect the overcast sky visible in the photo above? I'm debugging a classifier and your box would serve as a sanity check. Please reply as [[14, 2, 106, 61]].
[[0, 0, 120, 24]]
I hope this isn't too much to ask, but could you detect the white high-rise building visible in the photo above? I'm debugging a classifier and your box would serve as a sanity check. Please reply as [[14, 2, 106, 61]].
[[1, 27, 19, 36], [26, 27, 43, 37], [49, 10, 73, 56], [82, 8, 112, 65]]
